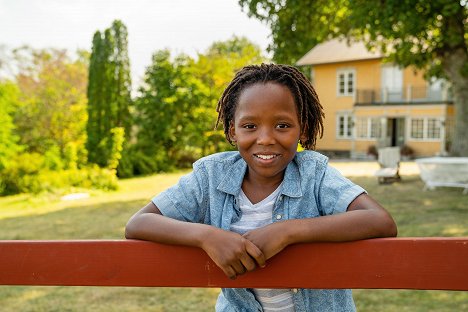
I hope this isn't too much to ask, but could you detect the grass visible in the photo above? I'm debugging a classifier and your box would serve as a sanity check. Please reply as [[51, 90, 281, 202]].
[[0, 168, 467, 311]]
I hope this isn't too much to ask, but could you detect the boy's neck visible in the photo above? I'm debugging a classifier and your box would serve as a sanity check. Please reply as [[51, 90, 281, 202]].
[[241, 171, 284, 205]]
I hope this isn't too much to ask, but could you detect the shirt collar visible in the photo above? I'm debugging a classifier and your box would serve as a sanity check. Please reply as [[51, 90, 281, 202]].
[[216, 153, 303, 198]]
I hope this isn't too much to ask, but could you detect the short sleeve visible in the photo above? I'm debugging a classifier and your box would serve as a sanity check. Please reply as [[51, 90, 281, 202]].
[[152, 163, 208, 223], [317, 165, 366, 215]]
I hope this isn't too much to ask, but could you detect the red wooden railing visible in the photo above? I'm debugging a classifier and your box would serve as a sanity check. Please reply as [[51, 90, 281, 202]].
[[0, 238, 467, 290]]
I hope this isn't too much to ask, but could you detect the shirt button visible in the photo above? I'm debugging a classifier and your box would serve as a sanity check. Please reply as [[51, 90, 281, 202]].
[[276, 214, 282, 220], [292, 289, 298, 293]]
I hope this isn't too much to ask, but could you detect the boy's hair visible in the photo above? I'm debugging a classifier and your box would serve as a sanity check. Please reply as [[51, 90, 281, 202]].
[[215, 63, 324, 150]]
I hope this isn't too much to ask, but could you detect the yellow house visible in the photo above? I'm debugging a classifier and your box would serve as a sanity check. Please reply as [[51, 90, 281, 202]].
[[297, 39, 454, 158]]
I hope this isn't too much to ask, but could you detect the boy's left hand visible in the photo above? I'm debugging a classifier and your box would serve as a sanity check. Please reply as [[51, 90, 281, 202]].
[[243, 222, 289, 260]]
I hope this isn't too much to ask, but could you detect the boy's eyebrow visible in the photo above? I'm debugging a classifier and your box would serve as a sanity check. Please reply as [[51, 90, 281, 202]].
[[236, 114, 297, 123]]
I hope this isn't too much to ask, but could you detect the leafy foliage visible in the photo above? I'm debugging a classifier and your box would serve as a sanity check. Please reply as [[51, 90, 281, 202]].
[[125, 36, 266, 176], [0, 81, 22, 172], [12, 47, 88, 161]]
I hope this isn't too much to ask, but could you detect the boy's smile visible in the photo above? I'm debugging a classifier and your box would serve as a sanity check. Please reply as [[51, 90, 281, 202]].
[[230, 82, 302, 187]]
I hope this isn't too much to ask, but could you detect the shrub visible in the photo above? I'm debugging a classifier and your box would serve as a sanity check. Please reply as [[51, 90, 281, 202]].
[[0, 155, 118, 196], [367, 145, 378, 158]]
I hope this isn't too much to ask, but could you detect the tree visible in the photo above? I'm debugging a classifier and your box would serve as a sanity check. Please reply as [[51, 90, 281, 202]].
[[132, 50, 196, 174], [86, 20, 132, 168], [129, 37, 267, 176], [12, 47, 88, 167], [240, 0, 468, 156], [0, 81, 22, 172]]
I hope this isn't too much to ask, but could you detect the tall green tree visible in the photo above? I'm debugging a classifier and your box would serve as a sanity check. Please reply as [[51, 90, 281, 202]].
[[240, 0, 468, 156], [86, 20, 132, 168], [131, 50, 196, 174]]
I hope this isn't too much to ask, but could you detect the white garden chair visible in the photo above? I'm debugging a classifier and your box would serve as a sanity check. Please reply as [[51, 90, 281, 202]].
[[374, 147, 401, 184]]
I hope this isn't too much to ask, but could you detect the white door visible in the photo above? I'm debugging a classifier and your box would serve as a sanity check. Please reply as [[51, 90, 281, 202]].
[[381, 66, 403, 102]]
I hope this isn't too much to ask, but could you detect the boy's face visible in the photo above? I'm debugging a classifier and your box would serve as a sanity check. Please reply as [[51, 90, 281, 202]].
[[230, 82, 302, 185]]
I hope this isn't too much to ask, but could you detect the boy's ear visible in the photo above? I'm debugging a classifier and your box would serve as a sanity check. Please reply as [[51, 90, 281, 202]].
[[229, 122, 237, 141], [300, 133, 307, 143]]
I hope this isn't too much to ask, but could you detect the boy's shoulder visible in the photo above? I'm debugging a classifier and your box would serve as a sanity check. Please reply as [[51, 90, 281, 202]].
[[295, 150, 329, 167], [193, 151, 243, 169]]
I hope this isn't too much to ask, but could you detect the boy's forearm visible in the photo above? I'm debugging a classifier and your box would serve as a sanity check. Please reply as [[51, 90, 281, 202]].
[[125, 212, 213, 248], [280, 208, 397, 246]]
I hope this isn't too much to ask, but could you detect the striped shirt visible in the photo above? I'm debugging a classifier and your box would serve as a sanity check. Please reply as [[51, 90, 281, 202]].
[[230, 184, 295, 312]]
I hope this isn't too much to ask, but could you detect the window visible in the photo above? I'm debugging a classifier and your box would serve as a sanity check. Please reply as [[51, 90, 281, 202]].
[[337, 70, 355, 96], [355, 117, 383, 139], [356, 118, 368, 138], [427, 119, 441, 139], [410, 118, 441, 140], [370, 118, 382, 138], [336, 113, 353, 139], [411, 119, 424, 139]]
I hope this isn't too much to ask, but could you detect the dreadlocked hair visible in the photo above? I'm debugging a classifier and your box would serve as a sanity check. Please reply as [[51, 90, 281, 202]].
[[215, 63, 324, 150]]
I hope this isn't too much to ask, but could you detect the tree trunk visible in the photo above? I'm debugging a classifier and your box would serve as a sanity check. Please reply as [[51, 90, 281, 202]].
[[443, 48, 468, 157]]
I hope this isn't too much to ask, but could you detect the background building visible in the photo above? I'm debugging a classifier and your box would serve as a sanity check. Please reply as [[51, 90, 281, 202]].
[[298, 39, 454, 159]]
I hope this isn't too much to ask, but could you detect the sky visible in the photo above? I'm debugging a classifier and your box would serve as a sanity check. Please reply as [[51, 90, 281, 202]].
[[0, 0, 271, 86]]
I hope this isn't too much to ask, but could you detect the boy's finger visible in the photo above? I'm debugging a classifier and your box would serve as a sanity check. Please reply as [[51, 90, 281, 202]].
[[223, 266, 237, 280], [245, 240, 266, 268], [231, 261, 246, 275], [240, 253, 256, 272]]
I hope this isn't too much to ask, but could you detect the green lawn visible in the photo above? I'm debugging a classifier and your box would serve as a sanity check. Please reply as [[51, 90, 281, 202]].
[[0, 170, 466, 311]]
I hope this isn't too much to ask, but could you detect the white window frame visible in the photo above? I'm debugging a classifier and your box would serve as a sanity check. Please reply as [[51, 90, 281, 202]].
[[355, 117, 384, 140], [355, 117, 368, 139], [336, 69, 356, 97], [409, 117, 442, 141], [336, 112, 353, 139]]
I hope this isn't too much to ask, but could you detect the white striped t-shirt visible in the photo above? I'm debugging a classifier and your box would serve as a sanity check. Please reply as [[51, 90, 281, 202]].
[[230, 184, 295, 312]]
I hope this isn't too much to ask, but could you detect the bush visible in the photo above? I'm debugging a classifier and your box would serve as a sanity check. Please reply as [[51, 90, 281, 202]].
[[0, 154, 118, 196]]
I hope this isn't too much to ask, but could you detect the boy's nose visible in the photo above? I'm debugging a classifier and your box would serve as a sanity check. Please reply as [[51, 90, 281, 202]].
[[256, 128, 275, 145]]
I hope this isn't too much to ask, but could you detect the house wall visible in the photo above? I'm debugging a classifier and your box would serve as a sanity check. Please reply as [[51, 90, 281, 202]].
[[310, 58, 451, 158], [312, 59, 383, 152]]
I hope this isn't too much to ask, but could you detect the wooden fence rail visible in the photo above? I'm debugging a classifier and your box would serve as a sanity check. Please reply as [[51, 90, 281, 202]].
[[0, 238, 467, 290]]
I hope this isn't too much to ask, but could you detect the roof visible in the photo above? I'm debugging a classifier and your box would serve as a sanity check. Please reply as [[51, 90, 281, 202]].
[[296, 38, 383, 66]]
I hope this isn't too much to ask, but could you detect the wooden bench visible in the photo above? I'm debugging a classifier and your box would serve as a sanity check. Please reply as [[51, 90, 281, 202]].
[[0, 238, 467, 290]]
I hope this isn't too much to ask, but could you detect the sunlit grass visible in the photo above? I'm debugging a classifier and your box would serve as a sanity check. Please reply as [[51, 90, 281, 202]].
[[0, 167, 466, 311]]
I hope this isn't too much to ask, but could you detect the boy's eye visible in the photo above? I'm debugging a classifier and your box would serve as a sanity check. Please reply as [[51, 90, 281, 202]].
[[243, 124, 256, 129], [276, 123, 290, 129]]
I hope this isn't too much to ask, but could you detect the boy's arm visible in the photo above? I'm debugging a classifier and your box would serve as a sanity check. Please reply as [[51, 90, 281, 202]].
[[125, 201, 266, 279], [243, 193, 397, 260]]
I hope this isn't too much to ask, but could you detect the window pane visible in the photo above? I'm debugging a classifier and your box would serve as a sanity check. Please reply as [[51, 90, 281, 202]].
[[347, 116, 353, 137], [356, 118, 368, 138], [370, 118, 382, 138], [411, 119, 424, 139], [339, 74, 345, 94], [427, 118, 441, 139], [347, 72, 354, 94], [339, 116, 345, 136]]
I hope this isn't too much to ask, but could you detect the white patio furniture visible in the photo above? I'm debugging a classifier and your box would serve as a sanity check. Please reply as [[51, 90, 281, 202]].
[[374, 147, 401, 184], [416, 157, 468, 194]]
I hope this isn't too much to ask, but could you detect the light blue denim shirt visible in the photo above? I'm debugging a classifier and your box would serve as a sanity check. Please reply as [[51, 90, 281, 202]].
[[153, 151, 365, 312]]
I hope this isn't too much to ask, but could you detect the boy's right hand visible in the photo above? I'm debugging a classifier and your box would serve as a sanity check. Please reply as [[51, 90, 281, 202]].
[[200, 227, 266, 280]]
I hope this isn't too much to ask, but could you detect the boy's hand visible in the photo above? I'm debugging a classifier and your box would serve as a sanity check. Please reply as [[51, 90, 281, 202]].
[[243, 222, 289, 260], [201, 227, 266, 280]]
